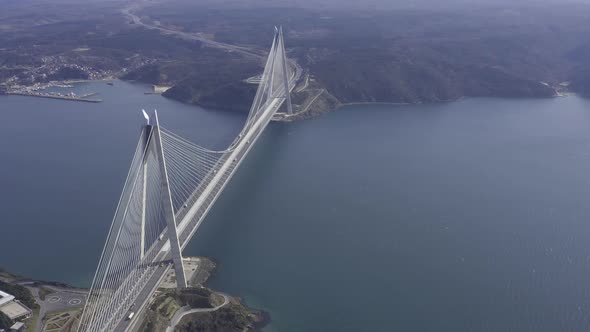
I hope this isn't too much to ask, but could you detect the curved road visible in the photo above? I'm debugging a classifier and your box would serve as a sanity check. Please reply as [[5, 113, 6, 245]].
[[123, 3, 265, 58], [121, 1, 302, 82], [165, 293, 230, 332]]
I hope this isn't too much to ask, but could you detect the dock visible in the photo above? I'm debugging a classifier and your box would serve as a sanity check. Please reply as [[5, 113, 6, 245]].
[[6, 92, 102, 103]]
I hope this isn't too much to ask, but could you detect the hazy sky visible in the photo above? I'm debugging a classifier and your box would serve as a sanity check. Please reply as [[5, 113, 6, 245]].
[[219, 0, 590, 11], [4, 0, 590, 14]]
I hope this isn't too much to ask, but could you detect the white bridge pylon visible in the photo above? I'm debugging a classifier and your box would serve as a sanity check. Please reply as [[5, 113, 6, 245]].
[[78, 27, 294, 332]]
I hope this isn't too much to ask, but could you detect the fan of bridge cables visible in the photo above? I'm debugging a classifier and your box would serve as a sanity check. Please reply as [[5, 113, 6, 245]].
[[78, 26, 293, 332], [159, 127, 226, 217], [80, 127, 170, 332], [244, 26, 293, 132], [159, 26, 294, 218]]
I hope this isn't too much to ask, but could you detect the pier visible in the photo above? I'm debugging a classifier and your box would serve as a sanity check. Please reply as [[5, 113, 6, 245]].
[[6, 92, 102, 103]]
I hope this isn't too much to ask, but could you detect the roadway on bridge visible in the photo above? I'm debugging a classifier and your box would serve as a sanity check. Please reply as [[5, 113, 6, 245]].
[[82, 15, 300, 331], [113, 93, 288, 332]]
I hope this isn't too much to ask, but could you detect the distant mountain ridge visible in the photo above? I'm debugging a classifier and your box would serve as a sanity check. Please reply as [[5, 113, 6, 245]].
[[2, 0, 590, 113]]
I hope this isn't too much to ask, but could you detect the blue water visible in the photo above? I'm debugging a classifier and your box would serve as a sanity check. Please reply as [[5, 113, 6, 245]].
[[0, 81, 244, 285], [3, 82, 590, 331]]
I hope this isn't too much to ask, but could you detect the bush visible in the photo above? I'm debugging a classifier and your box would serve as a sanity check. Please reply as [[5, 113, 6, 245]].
[[0, 311, 13, 330]]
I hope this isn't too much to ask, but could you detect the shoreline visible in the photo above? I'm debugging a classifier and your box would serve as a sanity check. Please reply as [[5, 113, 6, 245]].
[[0, 257, 270, 332], [186, 257, 272, 331], [335, 93, 581, 109], [3, 78, 583, 120], [5, 92, 102, 103], [0, 268, 82, 291]]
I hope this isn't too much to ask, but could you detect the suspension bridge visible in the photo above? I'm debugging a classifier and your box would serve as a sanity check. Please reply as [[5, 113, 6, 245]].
[[78, 27, 296, 332]]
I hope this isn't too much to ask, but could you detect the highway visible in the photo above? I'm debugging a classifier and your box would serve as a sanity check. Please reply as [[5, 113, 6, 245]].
[[112, 257, 170, 332], [122, 3, 264, 59], [108, 65, 292, 332], [113, 81, 291, 332], [111, 94, 280, 330], [82, 5, 301, 331], [121, 1, 303, 86]]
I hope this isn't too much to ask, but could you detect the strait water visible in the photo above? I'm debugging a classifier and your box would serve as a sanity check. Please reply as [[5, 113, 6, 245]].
[[3, 81, 590, 331]]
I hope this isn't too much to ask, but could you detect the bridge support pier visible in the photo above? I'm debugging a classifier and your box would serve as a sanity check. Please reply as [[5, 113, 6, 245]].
[[152, 111, 188, 288], [278, 27, 293, 115]]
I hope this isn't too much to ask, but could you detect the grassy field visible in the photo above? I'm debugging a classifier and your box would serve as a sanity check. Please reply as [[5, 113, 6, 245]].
[[38, 287, 54, 301], [43, 309, 81, 332], [25, 307, 40, 332]]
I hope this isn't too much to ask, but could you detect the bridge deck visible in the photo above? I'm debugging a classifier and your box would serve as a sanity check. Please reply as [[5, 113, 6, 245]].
[[83, 27, 301, 332], [114, 96, 285, 332]]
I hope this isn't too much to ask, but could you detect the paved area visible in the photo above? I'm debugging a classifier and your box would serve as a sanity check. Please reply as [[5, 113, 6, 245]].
[[43, 311, 80, 332], [25, 287, 87, 332], [160, 257, 200, 289], [45, 292, 86, 313]]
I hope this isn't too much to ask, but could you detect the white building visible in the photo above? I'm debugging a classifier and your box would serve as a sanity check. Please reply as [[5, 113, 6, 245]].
[[0, 291, 15, 308], [9, 322, 25, 332], [0, 291, 32, 321]]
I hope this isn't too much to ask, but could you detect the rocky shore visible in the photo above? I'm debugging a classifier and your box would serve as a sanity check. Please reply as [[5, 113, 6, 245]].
[[0, 257, 269, 332]]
